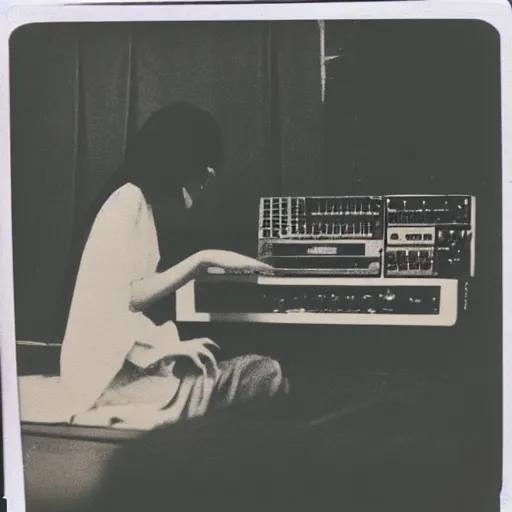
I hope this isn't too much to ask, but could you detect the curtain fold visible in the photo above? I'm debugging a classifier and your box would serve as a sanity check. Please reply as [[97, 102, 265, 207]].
[[75, 23, 133, 219], [276, 21, 324, 197], [10, 24, 80, 342]]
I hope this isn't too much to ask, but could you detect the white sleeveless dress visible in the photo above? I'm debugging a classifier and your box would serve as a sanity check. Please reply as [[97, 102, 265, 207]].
[[57, 183, 214, 429]]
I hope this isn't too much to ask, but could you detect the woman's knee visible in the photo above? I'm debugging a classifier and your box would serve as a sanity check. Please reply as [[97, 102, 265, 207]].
[[243, 355, 286, 398]]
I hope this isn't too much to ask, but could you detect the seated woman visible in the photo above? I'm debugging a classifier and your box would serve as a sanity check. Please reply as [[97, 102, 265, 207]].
[[55, 102, 288, 430]]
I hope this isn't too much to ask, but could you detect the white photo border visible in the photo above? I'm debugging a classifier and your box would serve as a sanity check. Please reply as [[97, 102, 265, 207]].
[[1, 2, 511, 511]]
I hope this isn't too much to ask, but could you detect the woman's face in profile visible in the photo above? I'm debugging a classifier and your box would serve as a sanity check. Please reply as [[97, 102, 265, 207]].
[[182, 166, 217, 209]]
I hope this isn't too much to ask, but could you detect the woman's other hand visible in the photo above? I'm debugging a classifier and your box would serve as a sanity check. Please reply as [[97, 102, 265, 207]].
[[160, 337, 219, 378], [197, 249, 273, 273]]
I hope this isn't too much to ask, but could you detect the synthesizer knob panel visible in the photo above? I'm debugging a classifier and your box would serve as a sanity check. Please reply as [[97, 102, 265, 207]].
[[384, 195, 474, 278], [259, 196, 384, 240], [258, 194, 475, 280]]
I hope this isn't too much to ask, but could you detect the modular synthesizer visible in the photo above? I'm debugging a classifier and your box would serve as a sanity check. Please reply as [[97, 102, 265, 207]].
[[257, 195, 475, 279], [175, 194, 474, 326]]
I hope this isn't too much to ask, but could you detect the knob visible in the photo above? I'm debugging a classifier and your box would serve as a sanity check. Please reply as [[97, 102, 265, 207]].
[[383, 290, 396, 302], [368, 262, 380, 272]]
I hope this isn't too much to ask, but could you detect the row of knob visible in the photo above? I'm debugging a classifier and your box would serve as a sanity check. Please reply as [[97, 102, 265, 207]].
[[387, 196, 470, 212], [264, 291, 439, 314], [387, 211, 470, 225], [260, 221, 377, 238], [261, 197, 470, 223], [306, 198, 382, 216], [261, 197, 383, 217]]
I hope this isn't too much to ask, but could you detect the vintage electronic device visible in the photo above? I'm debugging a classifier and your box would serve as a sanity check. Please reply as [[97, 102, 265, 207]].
[[175, 194, 475, 327], [257, 196, 384, 276], [257, 194, 475, 280], [384, 195, 475, 279], [176, 276, 458, 326]]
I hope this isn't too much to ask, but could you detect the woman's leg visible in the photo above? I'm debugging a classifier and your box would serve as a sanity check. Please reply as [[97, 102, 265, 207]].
[[209, 354, 289, 412]]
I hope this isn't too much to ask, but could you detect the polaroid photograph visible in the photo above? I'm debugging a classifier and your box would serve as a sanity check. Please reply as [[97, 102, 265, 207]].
[[1, 1, 511, 511]]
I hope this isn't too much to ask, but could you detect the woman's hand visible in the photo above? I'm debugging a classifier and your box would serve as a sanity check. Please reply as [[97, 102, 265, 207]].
[[197, 249, 273, 273], [159, 338, 220, 378]]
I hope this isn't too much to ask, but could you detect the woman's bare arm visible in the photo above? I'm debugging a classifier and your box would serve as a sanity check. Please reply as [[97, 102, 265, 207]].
[[129, 249, 271, 313], [130, 252, 204, 312]]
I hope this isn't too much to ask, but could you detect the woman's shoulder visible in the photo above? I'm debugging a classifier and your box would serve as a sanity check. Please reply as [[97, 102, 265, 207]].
[[92, 183, 148, 231], [110, 182, 145, 204], [102, 183, 147, 214]]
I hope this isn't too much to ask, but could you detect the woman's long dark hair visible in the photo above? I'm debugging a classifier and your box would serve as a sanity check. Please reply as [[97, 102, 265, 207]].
[[55, 102, 223, 340]]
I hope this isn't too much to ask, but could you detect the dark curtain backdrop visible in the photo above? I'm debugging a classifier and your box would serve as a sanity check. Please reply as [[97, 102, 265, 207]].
[[324, 20, 502, 498], [324, 19, 502, 355], [10, 21, 292, 342]]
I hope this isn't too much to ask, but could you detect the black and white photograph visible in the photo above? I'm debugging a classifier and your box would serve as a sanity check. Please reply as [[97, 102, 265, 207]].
[[5, 6, 505, 512]]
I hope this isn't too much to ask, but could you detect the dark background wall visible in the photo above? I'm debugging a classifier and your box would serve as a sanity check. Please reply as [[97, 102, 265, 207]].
[[322, 21, 502, 499], [324, 19, 502, 368]]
